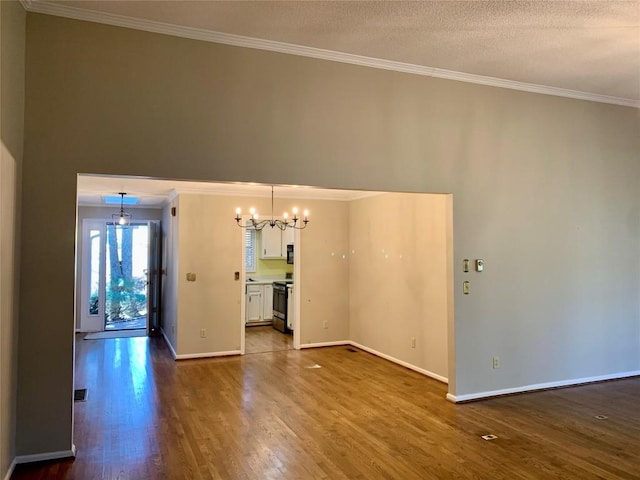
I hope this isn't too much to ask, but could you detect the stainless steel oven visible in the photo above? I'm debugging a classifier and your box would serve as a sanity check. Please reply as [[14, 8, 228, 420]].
[[286, 244, 294, 264]]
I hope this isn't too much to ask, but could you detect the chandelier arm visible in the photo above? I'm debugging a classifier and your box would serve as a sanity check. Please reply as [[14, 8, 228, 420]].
[[234, 185, 309, 230]]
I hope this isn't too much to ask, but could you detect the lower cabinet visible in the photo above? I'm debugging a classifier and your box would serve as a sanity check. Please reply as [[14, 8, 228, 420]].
[[246, 285, 262, 323], [245, 283, 274, 324]]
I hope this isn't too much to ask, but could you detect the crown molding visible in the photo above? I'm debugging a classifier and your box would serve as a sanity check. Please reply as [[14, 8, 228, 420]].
[[24, 1, 639, 109], [169, 184, 381, 202], [18, 0, 34, 9]]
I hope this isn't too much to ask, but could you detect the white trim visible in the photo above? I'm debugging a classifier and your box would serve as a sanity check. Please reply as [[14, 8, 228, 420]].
[[175, 350, 241, 360], [3, 458, 17, 480], [14, 445, 76, 464], [169, 186, 383, 202], [349, 342, 448, 384], [166, 189, 179, 204], [239, 223, 246, 355], [447, 370, 640, 403], [23, 1, 639, 109], [161, 329, 178, 360], [161, 328, 240, 360], [299, 341, 351, 349], [78, 219, 106, 333]]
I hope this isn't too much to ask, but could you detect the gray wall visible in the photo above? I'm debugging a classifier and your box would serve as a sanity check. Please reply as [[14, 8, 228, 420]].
[[0, 0, 25, 476], [17, 12, 640, 456]]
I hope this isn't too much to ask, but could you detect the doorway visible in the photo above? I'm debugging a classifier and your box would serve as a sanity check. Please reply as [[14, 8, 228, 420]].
[[241, 220, 301, 355], [80, 219, 160, 334]]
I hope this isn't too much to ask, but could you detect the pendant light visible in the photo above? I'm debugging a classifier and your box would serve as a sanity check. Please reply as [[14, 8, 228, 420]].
[[112, 192, 132, 226]]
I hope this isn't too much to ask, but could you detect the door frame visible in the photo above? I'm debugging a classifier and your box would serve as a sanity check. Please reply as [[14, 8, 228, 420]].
[[239, 220, 301, 354], [78, 219, 159, 333], [79, 219, 107, 332]]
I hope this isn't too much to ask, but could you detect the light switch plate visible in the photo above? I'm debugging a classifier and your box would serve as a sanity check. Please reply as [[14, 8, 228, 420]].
[[463, 259, 470, 272], [463, 281, 470, 294]]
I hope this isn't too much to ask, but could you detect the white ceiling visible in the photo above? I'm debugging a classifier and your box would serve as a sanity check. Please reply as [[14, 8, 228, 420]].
[[77, 175, 382, 207], [29, 1, 640, 206]]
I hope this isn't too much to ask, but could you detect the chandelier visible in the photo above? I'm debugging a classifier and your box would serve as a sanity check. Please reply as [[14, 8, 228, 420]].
[[235, 186, 309, 231], [112, 192, 132, 226]]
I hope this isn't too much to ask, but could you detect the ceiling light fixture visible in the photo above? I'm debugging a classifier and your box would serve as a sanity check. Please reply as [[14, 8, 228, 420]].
[[112, 192, 132, 226], [235, 186, 309, 231]]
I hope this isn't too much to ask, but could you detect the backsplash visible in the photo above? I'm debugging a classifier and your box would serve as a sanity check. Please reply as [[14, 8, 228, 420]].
[[253, 258, 293, 277]]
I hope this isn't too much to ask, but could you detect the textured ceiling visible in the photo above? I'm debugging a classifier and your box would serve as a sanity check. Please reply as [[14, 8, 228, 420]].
[[41, 0, 640, 103]]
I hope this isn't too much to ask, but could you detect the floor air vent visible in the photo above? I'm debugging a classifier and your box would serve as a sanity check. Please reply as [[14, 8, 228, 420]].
[[74, 389, 88, 402]]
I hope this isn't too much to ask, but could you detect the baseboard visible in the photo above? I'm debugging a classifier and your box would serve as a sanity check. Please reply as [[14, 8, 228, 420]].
[[299, 340, 350, 349], [447, 370, 640, 403], [175, 350, 241, 360], [349, 342, 448, 384], [160, 329, 240, 360], [3, 458, 17, 480], [14, 444, 76, 465], [161, 329, 178, 359]]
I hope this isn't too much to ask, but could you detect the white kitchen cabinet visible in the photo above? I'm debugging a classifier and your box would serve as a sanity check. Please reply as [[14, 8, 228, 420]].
[[262, 284, 273, 320], [246, 285, 262, 323], [260, 226, 294, 259], [260, 227, 283, 259], [246, 283, 274, 323], [283, 227, 295, 246]]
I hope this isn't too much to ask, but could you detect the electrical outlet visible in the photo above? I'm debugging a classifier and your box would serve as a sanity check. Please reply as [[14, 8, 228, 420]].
[[200, 329, 207, 338], [411, 337, 416, 348], [493, 356, 500, 369], [323, 320, 328, 329]]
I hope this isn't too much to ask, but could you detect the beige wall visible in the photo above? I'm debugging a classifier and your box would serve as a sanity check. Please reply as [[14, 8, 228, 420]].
[[175, 194, 243, 355], [166, 191, 444, 362], [1, 0, 25, 475], [349, 193, 450, 380], [169, 193, 349, 356], [18, 12, 640, 456], [298, 198, 350, 345]]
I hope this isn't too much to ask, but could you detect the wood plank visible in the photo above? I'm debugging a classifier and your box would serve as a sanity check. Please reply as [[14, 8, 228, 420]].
[[11, 335, 640, 479]]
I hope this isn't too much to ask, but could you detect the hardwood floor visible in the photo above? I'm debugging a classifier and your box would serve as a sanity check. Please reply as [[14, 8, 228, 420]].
[[12, 335, 640, 479], [245, 325, 293, 354]]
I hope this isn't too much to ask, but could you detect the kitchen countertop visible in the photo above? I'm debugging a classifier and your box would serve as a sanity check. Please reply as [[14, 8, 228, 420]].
[[245, 276, 293, 285]]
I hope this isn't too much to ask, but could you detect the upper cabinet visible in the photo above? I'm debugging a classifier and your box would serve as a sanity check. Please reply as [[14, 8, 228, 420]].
[[260, 227, 295, 259], [284, 226, 295, 246], [260, 227, 284, 259]]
